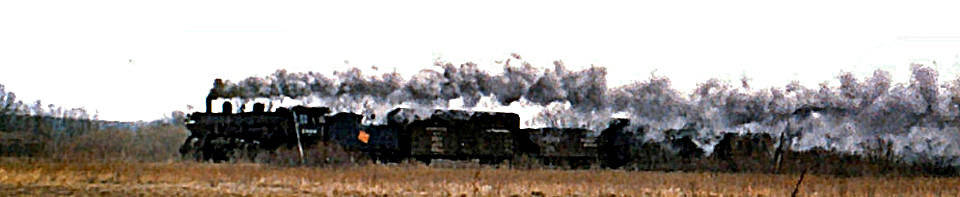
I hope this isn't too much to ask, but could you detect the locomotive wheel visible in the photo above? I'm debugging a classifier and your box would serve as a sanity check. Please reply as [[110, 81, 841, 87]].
[[380, 151, 404, 163], [238, 140, 261, 162], [200, 137, 233, 162], [369, 151, 402, 164], [480, 157, 506, 166], [179, 136, 203, 161], [415, 156, 432, 165], [567, 158, 590, 169], [600, 148, 631, 169], [479, 157, 496, 165]]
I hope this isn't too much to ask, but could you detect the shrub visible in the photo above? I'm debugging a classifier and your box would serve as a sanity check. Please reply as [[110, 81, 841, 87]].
[[43, 124, 187, 162]]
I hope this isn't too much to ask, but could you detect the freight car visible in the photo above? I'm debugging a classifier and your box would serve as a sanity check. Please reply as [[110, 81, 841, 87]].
[[387, 108, 519, 164], [516, 127, 598, 168]]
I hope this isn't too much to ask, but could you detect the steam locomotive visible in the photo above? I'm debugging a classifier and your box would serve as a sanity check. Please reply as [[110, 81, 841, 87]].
[[180, 99, 705, 168]]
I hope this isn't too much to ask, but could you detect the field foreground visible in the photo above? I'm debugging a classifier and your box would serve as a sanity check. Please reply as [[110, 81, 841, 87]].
[[0, 158, 958, 196]]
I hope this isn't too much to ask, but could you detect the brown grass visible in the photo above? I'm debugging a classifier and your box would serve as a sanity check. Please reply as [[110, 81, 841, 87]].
[[1, 158, 957, 196]]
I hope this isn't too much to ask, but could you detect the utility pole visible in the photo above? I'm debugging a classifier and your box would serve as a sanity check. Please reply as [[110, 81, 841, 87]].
[[292, 111, 305, 165]]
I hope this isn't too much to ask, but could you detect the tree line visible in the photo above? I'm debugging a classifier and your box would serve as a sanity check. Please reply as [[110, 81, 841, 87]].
[[0, 83, 187, 161]]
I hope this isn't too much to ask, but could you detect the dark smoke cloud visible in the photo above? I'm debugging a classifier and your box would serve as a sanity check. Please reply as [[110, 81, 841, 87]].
[[438, 62, 488, 107], [610, 74, 688, 124], [559, 62, 607, 111], [209, 54, 610, 112]]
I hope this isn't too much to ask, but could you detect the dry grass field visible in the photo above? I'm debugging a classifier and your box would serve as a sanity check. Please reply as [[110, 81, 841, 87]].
[[0, 158, 957, 196]]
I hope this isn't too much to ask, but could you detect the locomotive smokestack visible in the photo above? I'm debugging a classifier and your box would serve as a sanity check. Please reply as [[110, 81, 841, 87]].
[[205, 94, 214, 113], [206, 79, 226, 113]]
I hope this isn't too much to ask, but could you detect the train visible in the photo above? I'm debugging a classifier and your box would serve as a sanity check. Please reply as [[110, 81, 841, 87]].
[[179, 98, 722, 169]]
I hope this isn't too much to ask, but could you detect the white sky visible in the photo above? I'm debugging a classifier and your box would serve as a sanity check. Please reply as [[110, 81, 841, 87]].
[[2, 1, 960, 121]]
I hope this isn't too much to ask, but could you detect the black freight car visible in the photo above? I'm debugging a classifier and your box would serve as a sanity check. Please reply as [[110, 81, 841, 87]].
[[389, 108, 519, 164], [517, 127, 597, 168]]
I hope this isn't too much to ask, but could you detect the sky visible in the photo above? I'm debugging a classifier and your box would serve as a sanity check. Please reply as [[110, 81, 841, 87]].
[[2, 1, 960, 121]]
